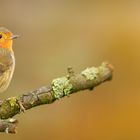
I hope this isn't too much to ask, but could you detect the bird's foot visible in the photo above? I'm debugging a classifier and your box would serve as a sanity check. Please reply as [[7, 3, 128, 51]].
[[17, 100, 25, 113]]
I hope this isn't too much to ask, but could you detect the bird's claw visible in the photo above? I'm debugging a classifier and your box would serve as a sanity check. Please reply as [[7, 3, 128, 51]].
[[17, 100, 25, 113]]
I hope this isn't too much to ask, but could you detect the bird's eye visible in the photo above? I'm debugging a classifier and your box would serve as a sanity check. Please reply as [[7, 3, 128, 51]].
[[0, 34, 2, 39]]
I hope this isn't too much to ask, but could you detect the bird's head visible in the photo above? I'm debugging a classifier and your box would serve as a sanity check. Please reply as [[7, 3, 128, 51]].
[[0, 27, 18, 51]]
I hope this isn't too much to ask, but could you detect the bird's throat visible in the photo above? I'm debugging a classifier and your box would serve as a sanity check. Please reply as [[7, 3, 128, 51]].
[[0, 40, 13, 51]]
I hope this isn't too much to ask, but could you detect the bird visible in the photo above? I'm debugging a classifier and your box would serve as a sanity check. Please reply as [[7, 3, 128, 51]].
[[0, 27, 18, 93]]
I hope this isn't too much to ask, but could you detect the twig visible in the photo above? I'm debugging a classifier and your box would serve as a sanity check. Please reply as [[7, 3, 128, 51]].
[[0, 62, 114, 133], [0, 118, 18, 134]]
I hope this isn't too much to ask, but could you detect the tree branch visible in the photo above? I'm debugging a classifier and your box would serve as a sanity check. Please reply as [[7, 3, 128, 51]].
[[0, 118, 18, 133], [0, 62, 114, 134]]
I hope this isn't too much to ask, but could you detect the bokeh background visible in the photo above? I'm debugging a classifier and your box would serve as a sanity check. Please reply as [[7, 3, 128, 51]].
[[0, 0, 140, 140]]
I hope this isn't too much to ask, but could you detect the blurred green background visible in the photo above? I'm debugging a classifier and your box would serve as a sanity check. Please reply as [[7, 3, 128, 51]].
[[0, 0, 140, 140]]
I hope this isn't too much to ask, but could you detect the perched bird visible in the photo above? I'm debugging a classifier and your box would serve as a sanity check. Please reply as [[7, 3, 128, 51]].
[[0, 27, 18, 93]]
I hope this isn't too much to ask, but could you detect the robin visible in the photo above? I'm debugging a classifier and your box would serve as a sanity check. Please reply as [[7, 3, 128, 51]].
[[0, 27, 18, 93]]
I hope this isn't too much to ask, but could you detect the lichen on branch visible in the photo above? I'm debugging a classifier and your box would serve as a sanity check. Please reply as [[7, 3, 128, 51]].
[[0, 62, 114, 134]]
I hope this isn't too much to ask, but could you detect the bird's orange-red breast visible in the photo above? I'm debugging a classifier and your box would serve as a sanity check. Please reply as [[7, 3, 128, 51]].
[[0, 27, 18, 92]]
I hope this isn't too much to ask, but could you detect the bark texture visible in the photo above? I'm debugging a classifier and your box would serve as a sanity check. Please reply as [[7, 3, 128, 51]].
[[0, 62, 114, 133]]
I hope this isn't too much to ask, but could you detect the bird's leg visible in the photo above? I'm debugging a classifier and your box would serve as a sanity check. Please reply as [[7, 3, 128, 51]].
[[16, 99, 25, 113]]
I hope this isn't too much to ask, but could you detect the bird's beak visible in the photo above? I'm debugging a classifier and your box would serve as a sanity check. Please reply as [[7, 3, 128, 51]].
[[11, 34, 19, 39]]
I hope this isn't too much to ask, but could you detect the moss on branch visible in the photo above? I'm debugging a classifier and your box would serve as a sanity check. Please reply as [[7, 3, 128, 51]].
[[0, 62, 113, 133]]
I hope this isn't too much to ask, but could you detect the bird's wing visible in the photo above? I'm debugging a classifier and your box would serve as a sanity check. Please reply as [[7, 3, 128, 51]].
[[0, 50, 15, 93]]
